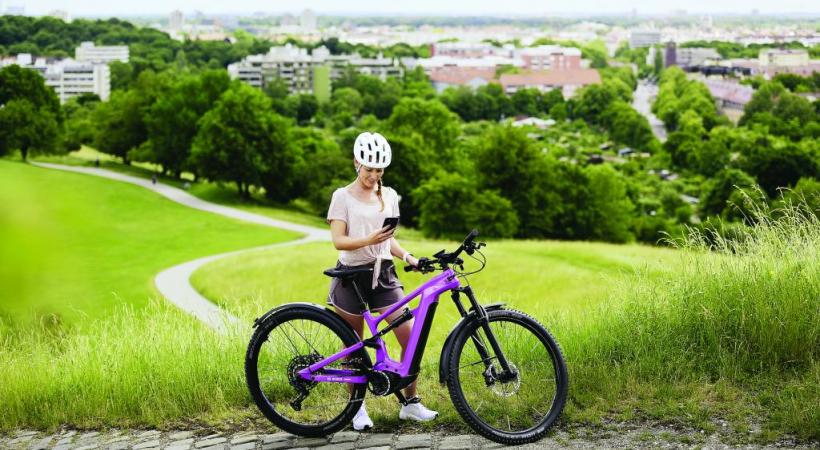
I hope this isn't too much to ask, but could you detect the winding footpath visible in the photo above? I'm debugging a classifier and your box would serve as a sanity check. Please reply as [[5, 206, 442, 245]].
[[32, 162, 330, 333]]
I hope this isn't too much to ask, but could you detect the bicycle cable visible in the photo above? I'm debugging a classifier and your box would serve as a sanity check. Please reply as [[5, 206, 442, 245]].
[[455, 247, 486, 278]]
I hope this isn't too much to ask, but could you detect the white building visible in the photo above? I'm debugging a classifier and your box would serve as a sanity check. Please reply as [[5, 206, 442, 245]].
[[169, 10, 184, 30], [759, 49, 810, 67], [47, 10, 71, 22], [630, 30, 661, 48], [1, 54, 110, 103], [674, 47, 721, 67], [75, 42, 129, 64], [45, 64, 111, 103], [300, 9, 316, 31]]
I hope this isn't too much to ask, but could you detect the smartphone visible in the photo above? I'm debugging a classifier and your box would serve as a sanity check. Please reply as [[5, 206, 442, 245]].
[[382, 216, 400, 231]]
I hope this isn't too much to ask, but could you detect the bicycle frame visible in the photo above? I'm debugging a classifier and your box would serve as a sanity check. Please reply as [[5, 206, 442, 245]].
[[297, 268, 460, 384]]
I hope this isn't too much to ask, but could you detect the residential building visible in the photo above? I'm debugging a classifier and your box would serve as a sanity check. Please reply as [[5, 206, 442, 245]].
[[45, 64, 111, 103], [702, 79, 754, 110], [726, 48, 820, 78], [430, 42, 510, 58], [169, 10, 184, 30], [499, 69, 601, 98], [629, 30, 661, 48], [1, 54, 110, 103], [227, 44, 404, 96], [759, 49, 810, 67], [519, 46, 582, 71], [300, 9, 317, 31], [427, 67, 496, 92], [75, 42, 129, 64], [674, 47, 721, 67]]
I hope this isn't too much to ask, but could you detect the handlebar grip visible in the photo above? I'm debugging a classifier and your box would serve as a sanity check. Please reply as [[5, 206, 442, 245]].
[[467, 229, 479, 242], [403, 265, 414, 272]]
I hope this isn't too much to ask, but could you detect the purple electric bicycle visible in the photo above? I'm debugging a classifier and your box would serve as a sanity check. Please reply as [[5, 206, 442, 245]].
[[245, 230, 568, 445]]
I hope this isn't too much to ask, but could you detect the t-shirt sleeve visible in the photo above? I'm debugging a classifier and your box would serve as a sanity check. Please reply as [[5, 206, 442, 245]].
[[327, 189, 348, 224]]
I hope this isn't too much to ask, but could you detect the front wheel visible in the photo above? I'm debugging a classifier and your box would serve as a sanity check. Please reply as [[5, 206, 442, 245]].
[[446, 309, 568, 445]]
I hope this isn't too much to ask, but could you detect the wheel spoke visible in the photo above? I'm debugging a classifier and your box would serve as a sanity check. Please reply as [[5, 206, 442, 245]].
[[450, 313, 565, 438]]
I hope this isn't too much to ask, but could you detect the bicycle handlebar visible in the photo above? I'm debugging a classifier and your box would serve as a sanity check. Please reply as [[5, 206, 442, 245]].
[[404, 229, 482, 273]]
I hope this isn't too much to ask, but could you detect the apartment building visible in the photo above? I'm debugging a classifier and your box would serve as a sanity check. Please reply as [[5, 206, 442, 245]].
[[629, 30, 661, 48], [45, 64, 111, 103], [75, 42, 129, 64], [227, 44, 404, 97], [1, 54, 110, 103]]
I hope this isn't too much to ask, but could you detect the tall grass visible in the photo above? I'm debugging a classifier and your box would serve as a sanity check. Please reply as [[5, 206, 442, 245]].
[[563, 197, 819, 439], [0, 299, 249, 429]]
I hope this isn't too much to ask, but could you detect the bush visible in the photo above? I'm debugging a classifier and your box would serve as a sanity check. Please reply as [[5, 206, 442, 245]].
[[412, 171, 519, 239]]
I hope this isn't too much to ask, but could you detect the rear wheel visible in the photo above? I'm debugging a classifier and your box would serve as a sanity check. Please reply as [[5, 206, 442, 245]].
[[446, 309, 568, 445], [245, 305, 368, 436]]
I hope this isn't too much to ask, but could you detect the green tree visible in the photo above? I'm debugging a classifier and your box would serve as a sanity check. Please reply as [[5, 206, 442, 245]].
[[0, 64, 61, 159], [290, 128, 349, 212], [387, 97, 460, 153], [331, 87, 364, 117], [582, 164, 635, 242], [93, 71, 169, 164], [191, 82, 295, 200], [145, 70, 231, 177], [0, 99, 60, 160], [62, 96, 98, 151], [701, 168, 758, 218], [600, 101, 657, 152], [412, 171, 519, 238], [664, 109, 707, 169], [0, 64, 60, 117], [573, 82, 619, 125], [738, 138, 819, 198]]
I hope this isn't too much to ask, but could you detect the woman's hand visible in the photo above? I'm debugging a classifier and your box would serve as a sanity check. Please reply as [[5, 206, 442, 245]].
[[366, 226, 395, 246], [407, 255, 420, 269]]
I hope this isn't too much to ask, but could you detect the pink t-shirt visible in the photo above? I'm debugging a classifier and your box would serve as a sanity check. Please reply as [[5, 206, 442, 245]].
[[326, 186, 400, 266]]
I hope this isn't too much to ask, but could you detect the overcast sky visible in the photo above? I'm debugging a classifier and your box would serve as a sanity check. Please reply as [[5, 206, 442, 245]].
[[10, 0, 820, 17]]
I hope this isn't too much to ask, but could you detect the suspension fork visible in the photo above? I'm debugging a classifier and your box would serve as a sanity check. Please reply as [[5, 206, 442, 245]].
[[451, 287, 515, 377]]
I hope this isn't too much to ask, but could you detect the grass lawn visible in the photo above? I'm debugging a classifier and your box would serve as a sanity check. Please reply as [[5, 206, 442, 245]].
[[0, 159, 301, 326], [189, 237, 678, 327]]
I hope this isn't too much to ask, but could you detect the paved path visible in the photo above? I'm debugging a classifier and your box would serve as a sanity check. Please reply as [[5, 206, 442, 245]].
[[632, 81, 667, 143], [3, 426, 812, 450], [31, 162, 330, 332]]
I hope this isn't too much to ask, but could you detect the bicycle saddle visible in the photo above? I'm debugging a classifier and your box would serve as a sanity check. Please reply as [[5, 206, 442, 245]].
[[323, 266, 373, 280]]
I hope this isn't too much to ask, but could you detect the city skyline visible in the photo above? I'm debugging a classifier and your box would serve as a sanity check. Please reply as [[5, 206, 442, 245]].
[[9, 0, 820, 17]]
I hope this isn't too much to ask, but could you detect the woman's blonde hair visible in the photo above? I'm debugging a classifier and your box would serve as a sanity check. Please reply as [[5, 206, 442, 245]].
[[377, 178, 384, 212]]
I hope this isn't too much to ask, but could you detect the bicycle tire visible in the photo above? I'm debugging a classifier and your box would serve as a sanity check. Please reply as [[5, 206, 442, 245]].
[[445, 309, 568, 445], [245, 304, 369, 436]]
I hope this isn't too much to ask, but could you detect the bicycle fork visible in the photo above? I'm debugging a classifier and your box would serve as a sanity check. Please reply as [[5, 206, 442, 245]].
[[451, 287, 518, 384]]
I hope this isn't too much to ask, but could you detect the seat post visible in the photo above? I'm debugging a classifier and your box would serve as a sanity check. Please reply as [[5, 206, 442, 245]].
[[349, 279, 369, 312]]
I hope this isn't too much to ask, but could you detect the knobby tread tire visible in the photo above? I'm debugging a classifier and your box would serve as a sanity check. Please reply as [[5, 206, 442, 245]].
[[245, 305, 368, 437], [445, 309, 569, 445]]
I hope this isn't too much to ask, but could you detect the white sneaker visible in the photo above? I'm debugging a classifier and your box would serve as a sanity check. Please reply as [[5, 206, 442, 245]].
[[352, 403, 373, 431], [399, 400, 438, 422]]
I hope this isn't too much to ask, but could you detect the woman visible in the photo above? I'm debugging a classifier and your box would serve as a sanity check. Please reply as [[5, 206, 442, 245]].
[[326, 131, 438, 431]]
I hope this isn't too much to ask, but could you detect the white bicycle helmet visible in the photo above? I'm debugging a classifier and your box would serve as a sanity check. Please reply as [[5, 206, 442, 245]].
[[353, 132, 392, 169]]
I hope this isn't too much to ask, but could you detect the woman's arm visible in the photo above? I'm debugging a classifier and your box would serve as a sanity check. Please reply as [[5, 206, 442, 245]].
[[330, 220, 394, 251], [390, 237, 419, 266]]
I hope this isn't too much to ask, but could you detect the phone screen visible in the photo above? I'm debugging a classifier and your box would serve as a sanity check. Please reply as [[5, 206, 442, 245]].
[[382, 216, 399, 231]]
